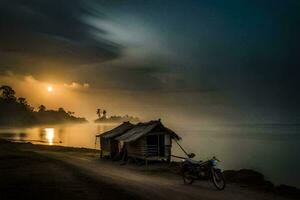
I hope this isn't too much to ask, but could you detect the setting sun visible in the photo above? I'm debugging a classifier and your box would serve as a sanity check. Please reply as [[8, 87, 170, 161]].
[[47, 86, 53, 92]]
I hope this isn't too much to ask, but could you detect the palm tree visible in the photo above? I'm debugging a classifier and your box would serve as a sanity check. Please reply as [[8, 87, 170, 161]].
[[96, 108, 101, 119], [103, 110, 107, 118]]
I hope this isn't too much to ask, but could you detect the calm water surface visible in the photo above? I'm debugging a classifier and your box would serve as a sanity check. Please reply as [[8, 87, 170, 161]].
[[0, 123, 299, 187]]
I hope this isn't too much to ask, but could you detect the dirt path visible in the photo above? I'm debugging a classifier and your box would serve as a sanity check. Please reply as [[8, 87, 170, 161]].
[[0, 141, 142, 200], [32, 150, 292, 200]]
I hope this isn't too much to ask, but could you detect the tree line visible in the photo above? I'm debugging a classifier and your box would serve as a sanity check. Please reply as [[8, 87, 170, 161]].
[[0, 85, 87, 127]]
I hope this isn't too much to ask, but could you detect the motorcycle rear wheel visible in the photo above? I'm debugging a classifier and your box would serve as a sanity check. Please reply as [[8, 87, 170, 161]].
[[211, 168, 226, 190]]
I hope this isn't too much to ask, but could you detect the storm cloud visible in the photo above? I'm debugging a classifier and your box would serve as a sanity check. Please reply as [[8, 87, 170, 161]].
[[0, 0, 122, 72], [1, 0, 300, 123]]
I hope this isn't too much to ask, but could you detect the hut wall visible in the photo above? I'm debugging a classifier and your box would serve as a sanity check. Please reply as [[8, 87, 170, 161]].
[[110, 139, 120, 157], [100, 137, 121, 157], [126, 133, 172, 160], [126, 137, 146, 158], [100, 137, 110, 152]]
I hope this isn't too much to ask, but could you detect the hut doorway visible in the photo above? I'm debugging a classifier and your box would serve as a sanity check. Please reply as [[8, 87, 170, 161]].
[[146, 135, 165, 157], [159, 135, 165, 157]]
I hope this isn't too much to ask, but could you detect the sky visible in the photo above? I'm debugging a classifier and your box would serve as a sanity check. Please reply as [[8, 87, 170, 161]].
[[0, 0, 299, 125]]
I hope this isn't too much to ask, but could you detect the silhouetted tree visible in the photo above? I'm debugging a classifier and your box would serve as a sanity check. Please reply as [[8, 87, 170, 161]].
[[103, 110, 107, 118], [38, 105, 46, 112], [58, 107, 66, 113], [97, 108, 101, 119], [67, 111, 75, 116], [17, 97, 27, 105], [17, 97, 33, 111], [0, 85, 87, 126], [0, 85, 16, 101]]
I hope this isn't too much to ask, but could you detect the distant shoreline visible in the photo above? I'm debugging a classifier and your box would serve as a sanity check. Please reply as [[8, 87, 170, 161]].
[[94, 118, 140, 124]]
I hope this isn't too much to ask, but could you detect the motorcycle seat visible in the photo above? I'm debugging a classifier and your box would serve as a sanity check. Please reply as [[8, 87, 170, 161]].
[[187, 158, 202, 164]]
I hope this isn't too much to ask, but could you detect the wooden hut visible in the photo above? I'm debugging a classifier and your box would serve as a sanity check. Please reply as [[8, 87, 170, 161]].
[[96, 122, 134, 158], [115, 119, 180, 164]]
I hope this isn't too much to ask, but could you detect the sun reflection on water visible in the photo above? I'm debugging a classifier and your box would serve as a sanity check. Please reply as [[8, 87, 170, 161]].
[[45, 128, 54, 145]]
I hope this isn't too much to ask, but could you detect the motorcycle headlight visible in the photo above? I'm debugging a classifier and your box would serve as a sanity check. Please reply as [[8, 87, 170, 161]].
[[212, 159, 218, 166]]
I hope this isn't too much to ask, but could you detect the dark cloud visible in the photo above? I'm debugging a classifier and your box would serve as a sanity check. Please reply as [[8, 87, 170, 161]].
[[0, 0, 122, 71]]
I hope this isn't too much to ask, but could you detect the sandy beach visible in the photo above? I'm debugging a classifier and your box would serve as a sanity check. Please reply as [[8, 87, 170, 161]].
[[0, 139, 298, 200]]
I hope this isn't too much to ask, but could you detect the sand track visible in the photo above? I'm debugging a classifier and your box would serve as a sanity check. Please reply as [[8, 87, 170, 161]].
[[33, 150, 292, 200]]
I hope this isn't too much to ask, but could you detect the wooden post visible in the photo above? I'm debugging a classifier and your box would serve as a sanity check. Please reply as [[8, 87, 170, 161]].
[[167, 149, 171, 163], [167, 138, 172, 162], [157, 135, 160, 158], [145, 146, 148, 167]]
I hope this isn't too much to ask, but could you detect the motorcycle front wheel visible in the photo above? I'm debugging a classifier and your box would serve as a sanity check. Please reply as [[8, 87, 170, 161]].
[[182, 168, 195, 185], [211, 168, 226, 190]]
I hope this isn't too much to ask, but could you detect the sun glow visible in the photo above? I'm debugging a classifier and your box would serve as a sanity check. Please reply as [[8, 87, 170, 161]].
[[47, 86, 53, 92]]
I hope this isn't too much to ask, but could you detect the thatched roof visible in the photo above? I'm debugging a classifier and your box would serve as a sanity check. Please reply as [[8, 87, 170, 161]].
[[96, 122, 134, 139], [115, 120, 181, 142]]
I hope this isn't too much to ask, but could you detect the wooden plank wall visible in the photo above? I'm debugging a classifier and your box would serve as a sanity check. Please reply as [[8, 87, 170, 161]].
[[127, 137, 147, 157], [126, 134, 172, 160]]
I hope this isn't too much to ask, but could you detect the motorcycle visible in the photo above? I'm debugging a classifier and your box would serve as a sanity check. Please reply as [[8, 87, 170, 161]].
[[181, 153, 226, 190]]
